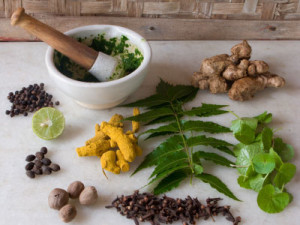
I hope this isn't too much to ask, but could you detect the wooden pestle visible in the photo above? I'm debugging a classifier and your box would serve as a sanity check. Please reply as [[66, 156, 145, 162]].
[[11, 8, 98, 70]]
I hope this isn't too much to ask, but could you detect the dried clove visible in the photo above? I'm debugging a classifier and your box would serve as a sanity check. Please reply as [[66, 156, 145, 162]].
[[106, 191, 241, 225]]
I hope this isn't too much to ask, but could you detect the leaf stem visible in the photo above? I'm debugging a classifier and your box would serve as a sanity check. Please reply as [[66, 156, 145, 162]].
[[170, 102, 194, 173], [228, 110, 240, 119]]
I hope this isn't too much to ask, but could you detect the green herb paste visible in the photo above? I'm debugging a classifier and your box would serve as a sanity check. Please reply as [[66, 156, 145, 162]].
[[54, 34, 144, 82]]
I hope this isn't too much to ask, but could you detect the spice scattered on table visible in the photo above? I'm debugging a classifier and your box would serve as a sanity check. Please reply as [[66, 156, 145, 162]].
[[49, 181, 98, 223], [106, 191, 241, 225], [191, 40, 285, 101], [76, 108, 142, 175], [5, 83, 60, 117], [25, 147, 60, 178]]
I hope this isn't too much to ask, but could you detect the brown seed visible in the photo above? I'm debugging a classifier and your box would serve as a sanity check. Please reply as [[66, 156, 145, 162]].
[[34, 160, 43, 168], [26, 170, 35, 179], [79, 186, 98, 205], [40, 147, 48, 154], [49, 163, 60, 172], [25, 154, 36, 162], [59, 204, 77, 223], [42, 166, 52, 175], [67, 181, 85, 199], [25, 162, 34, 171], [41, 158, 51, 166], [32, 166, 42, 175], [35, 152, 44, 160], [48, 188, 69, 210]]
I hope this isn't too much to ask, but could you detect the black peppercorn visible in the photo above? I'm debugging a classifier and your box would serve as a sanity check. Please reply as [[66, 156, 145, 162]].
[[25, 154, 36, 162]]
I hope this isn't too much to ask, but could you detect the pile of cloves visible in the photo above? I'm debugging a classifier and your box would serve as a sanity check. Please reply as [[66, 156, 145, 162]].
[[106, 191, 241, 225]]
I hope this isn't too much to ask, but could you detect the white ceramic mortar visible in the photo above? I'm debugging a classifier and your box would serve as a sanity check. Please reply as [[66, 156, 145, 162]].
[[45, 25, 151, 109]]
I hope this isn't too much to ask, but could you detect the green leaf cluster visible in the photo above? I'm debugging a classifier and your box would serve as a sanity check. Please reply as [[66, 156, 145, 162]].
[[123, 79, 239, 201], [230, 111, 296, 213]]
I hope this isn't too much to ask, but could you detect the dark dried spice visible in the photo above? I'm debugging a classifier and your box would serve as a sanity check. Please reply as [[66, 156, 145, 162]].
[[42, 166, 52, 175], [26, 170, 35, 179], [25, 162, 34, 171], [35, 152, 44, 160], [5, 83, 60, 117], [41, 158, 51, 166], [106, 191, 241, 225], [25, 154, 36, 162], [40, 146, 48, 154], [49, 163, 60, 172]]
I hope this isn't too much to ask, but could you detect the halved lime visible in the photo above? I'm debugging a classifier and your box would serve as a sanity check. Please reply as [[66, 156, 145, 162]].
[[32, 107, 65, 140]]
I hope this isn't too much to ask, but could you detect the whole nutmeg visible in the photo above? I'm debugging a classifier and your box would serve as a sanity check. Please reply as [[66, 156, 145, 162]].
[[79, 186, 98, 205], [59, 204, 77, 223], [67, 181, 85, 199], [48, 188, 69, 210]]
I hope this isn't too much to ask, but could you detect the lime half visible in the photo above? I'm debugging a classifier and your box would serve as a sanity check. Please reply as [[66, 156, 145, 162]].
[[32, 107, 65, 140]]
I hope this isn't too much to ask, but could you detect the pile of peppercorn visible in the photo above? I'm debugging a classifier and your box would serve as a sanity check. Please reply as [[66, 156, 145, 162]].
[[106, 190, 241, 225], [5, 83, 60, 117], [25, 147, 60, 179]]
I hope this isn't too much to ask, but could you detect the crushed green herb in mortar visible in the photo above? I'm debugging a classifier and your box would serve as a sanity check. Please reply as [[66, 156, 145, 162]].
[[54, 34, 144, 82]]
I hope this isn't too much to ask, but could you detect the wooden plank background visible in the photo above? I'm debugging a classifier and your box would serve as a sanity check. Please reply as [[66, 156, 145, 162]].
[[1, 0, 300, 40]]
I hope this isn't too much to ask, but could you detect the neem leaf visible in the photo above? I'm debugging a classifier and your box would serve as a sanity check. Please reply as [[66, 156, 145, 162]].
[[196, 173, 240, 201], [131, 135, 184, 175], [142, 122, 180, 136], [231, 118, 258, 144], [187, 135, 234, 156], [255, 111, 272, 124], [236, 142, 261, 175], [182, 120, 231, 134], [121, 94, 168, 108], [153, 169, 187, 195], [249, 174, 267, 192], [273, 163, 296, 188], [150, 151, 188, 178], [148, 164, 189, 185], [193, 151, 234, 167], [145, 115, 177, 125], [257, 184, 290, 213], [261, 127, 273, 151], [273, 138, 295, 162], [183, 103, 228, 117], [253, 153, 276, 174], [156, 79, 198, 102], [125, 107, 174, 123]]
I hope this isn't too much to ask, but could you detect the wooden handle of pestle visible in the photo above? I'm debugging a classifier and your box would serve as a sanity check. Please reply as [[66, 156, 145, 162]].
[[11, 8, 98, 70]]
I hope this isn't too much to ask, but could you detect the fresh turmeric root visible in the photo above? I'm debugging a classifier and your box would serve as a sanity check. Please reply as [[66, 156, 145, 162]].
[[191, 40, 285, 101], [76, 108, 142, 175]]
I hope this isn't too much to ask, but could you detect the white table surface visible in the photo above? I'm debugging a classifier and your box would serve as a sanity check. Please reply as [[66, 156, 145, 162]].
[[0, 41, 299, 225]]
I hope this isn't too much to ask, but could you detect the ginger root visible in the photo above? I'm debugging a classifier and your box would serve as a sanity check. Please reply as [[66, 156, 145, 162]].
[[192, 40, 285, 101], [76, 108, 142, 175]]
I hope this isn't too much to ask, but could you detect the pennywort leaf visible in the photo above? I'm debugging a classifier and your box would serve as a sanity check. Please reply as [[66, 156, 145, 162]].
[[261, 127, 273, 151], [273, 138, 294, 162], [255, 111, 272, 124], [252, 153, 276, 174], [273, 163, 296, 188], [257, 184, 290, 213], [196, 173, 240, 201]]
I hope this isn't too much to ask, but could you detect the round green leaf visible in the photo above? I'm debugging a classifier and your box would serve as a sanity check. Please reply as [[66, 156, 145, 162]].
[[253, 153, 275, 174], [257, 184, 290, 213], [273, 163, 296, 188]]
